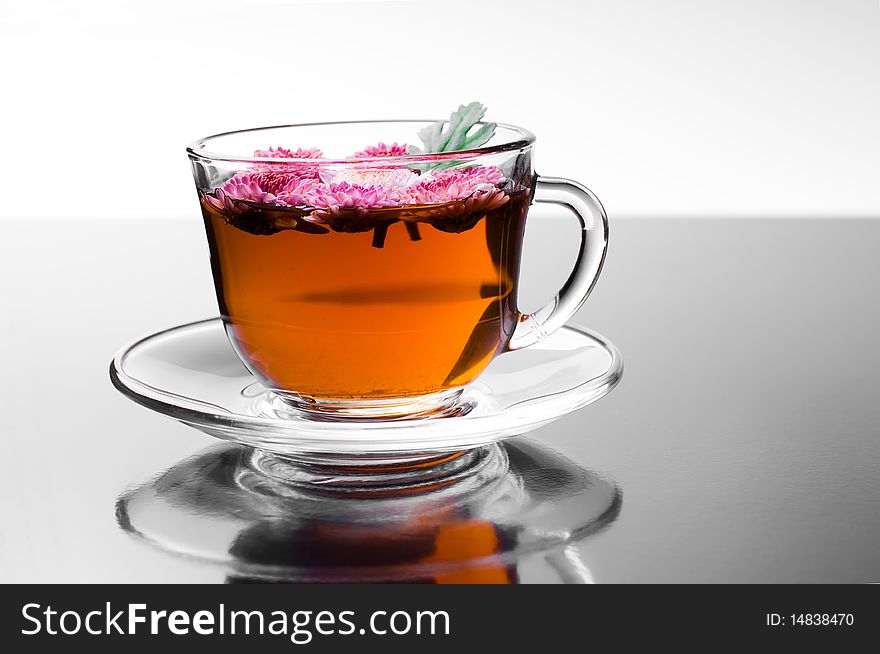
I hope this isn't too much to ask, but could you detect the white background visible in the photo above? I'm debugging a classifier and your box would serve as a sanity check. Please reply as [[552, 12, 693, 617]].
[[2, 0, 878, 219]]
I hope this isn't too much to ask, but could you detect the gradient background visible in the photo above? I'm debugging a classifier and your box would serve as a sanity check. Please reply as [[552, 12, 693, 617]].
[[1, 1, 879, 584], [2, 0, 878, 220]]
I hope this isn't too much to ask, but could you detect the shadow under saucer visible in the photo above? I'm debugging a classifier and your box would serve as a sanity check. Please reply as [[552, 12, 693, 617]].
[[116, 439, 621, 583]]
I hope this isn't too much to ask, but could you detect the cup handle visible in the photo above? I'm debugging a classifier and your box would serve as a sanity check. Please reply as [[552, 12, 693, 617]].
[[507, 176, 609, 350]]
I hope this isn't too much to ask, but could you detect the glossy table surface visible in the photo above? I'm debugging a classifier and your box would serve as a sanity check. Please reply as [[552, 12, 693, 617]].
[[2, 216, 879, 583]]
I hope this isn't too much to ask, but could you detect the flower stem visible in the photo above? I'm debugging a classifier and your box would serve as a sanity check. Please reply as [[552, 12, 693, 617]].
[[405, 222, 422, 241], [372, 223, 390, 248]]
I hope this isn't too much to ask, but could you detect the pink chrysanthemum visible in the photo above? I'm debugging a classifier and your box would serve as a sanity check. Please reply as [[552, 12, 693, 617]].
[[251, 147, 325, 178], [398, 166, 508, 222], [401, 166, 506, 204], [307, 181, 403, 232], [207, 172, 321, 210], [350, 142, 409, 158], [308, 181, 401, 213], [431, 166, 505, 187], [252, 146, 324, 159]]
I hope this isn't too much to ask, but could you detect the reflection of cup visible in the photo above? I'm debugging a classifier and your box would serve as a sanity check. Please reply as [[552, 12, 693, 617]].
[[116, 440, 621, 583], [188, 121, 608, 420], [227, 505, 521, 584]]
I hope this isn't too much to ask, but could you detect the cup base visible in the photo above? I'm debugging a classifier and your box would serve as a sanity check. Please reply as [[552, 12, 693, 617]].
[[264, 387, 470, 422], [248, 445, 502, 493]]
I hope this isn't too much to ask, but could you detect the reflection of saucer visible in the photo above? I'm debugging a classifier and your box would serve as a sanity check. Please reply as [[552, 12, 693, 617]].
[[116, 439, 621, 583], [110, 319, 622, 457]]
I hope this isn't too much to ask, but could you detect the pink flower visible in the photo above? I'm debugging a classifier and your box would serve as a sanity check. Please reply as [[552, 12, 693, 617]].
[[308, 181, 401, 213], [306, 182, 403, 232], [205, 160, 509, 236], [207, 172, 321, 210], [401, 166, 505, 204], [431, 166, 505, 187], [350, 142, 409, 158], [250, 146, 325, 178], [398, 166, 508, 222], [252, 146, 324, 159]]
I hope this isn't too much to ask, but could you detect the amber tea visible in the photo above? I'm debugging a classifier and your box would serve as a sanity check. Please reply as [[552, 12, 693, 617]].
[[201, 188, 530, 402]]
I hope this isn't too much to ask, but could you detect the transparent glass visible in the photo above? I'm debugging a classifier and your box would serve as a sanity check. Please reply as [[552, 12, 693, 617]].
[[117, 438, 622, 583], [187, 120, 609, 421], [110, 318, 622, 462]]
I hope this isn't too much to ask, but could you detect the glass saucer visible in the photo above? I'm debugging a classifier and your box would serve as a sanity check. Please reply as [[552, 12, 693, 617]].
[[110, 319, 622, 461], [116, 439, 622, 583]]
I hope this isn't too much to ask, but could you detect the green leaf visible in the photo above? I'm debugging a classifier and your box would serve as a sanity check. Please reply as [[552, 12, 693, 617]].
[[461, 122, 495, 149], [411, 102, 496, 154]]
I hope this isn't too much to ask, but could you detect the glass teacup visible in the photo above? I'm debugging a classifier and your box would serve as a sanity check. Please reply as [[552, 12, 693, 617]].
[[188, 121, 607, 420]]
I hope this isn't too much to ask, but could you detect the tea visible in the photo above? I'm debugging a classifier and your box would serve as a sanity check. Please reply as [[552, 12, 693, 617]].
[[201, 189, 529, 400]]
